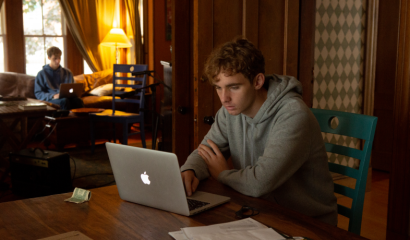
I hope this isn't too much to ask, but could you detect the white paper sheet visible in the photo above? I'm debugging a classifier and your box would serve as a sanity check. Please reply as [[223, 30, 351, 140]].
[[179, 218, 285, 240], [169, 231, 189, 240]]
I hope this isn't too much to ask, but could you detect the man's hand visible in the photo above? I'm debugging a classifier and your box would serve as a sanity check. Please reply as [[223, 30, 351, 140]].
[[198, 139, 229, 180], [53, 93, 59, 99], [181, 170, 199, 197]]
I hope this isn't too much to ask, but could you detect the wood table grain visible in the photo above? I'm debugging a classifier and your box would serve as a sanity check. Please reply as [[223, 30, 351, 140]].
[[0, 179, 368, 240]]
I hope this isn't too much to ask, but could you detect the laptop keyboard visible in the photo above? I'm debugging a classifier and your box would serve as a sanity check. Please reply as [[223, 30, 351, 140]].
[[187, 198, 210, 211]]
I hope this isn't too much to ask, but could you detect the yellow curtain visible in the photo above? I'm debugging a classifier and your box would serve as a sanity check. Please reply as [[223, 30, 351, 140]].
[[0, 0, 4, 9], [125, 0, 144, 64], [58, 0, 116, 72]]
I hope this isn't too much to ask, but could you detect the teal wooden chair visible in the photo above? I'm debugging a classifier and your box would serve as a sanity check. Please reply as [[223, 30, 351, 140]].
[[310, 108, 377, 235]]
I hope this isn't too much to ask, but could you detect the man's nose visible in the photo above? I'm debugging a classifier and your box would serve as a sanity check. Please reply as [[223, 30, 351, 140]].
[[220, 89, 230, 102]]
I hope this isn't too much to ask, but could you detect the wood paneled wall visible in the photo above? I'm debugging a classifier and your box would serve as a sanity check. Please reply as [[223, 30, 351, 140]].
[[190, 0, 314, 149]]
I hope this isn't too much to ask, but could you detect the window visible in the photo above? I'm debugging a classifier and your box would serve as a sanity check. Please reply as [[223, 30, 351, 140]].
[[84, 60, 92, 74], [23, 0, 65, 76], [0, 6, 5, 72]]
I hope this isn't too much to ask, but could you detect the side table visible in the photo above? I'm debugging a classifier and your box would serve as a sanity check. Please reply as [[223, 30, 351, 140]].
[[43, 112, 123, 150], [0, 99, 56, 185]]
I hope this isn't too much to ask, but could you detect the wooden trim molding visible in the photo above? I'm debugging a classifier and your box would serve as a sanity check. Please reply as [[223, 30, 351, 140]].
[[4, 0, 25, 73], [298, 0, 315, 107], [387, 0, 410, 239], [242, 0, 259, 46], [283, 0, 299, 77], [363, 0, 379, 116], [192, 0, 213, 149]]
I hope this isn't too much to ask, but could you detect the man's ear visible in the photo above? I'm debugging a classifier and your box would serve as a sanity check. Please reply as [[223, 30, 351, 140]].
[[253, 73, 265, 90]]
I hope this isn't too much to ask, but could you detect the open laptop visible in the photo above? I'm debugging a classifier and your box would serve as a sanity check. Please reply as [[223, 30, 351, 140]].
[[105, 142, 230, 216], [59, 83, 83, 99]]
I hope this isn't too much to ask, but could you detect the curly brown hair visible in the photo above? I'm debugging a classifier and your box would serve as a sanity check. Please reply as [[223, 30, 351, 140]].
[[47, 46, 62, 58], [204, 37, 265, 84]]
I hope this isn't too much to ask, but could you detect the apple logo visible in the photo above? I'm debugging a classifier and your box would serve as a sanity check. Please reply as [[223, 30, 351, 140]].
[[141, 171, 150, 185], [69, 88, 74, 93]]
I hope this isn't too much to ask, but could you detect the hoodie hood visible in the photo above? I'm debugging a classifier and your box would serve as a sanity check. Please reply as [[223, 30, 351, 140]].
[[42, 64, 64, 90], [245, 74, 303, 124], [241, 74, 303, 165]]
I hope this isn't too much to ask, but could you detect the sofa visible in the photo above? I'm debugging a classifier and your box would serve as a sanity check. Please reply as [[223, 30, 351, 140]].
[[0, 69, 130, 110]]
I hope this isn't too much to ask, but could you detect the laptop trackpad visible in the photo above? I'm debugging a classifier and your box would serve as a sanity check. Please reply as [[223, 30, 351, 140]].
[[188, 191, 230, 214]]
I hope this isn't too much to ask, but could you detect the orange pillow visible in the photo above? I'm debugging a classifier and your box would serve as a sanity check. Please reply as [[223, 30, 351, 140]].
[[82, 69, 113, 92]]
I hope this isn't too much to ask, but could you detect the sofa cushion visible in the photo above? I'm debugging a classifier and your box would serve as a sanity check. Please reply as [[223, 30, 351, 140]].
[[74, 69, 113, 93], [0, 72, 36, 98], [89, 83, 117, 96], [82, 95, 128, 110]]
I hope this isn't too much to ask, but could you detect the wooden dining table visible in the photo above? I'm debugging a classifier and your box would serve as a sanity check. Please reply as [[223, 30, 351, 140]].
[[0, 178, 367, 240]]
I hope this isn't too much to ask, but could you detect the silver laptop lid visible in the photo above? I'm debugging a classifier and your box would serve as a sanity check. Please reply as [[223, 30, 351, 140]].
[[106, 142, 191, 216], [59, 83, 83, 99]]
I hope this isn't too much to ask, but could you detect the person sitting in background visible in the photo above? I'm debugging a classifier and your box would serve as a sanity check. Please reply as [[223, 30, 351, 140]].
[[34, 46, 84, 110]]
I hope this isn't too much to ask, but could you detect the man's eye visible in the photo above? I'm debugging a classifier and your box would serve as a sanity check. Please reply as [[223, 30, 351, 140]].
[[231, 86, 239, 90]]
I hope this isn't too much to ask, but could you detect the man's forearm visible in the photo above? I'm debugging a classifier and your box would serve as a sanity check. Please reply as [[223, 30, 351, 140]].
[[180, 149, 210, 181]]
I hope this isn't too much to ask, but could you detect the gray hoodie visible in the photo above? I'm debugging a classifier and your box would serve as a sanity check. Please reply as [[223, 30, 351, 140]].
[[181, 74, 338, 225]]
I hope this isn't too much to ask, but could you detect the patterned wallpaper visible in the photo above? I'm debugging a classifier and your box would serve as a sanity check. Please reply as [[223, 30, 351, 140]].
[[313, 0, 366, 168]]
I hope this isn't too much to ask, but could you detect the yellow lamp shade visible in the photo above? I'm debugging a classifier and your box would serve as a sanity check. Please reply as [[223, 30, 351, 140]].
[[101, 28, 132, 48]]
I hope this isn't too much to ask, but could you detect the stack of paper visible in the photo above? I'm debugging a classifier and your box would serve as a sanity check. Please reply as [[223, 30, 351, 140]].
[[169, 218, 299, 240], [18, 102, 47, 110]]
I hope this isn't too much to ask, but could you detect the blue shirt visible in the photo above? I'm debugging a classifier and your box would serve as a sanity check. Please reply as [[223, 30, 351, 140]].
[[34, 65, 74, 101]]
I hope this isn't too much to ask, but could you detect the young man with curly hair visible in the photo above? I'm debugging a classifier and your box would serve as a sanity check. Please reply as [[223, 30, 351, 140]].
[[34, 46, 84, 110], [180, 38, 338, 225]]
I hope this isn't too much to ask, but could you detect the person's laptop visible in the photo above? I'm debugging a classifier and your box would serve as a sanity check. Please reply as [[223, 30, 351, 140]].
[[105, 142, 230, 216], [59, 83, 83, 99]]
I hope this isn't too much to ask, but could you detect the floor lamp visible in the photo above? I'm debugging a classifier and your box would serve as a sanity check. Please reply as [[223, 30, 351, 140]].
[[101, 28, 132, 64]]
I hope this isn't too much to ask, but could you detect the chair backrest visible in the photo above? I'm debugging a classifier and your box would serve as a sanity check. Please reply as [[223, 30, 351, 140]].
[[310, 108, 377, 235], [112, 64, 148, 114]]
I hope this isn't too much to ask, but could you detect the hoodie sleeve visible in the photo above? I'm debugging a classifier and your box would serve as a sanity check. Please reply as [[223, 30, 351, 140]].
[[34, 71, 55, 101], [217, 105, 318, 197], [180, 108, 231, 180]]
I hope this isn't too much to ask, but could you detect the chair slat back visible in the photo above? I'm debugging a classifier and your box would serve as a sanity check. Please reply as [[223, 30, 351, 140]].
[[310, 108, 377, 235], [112, 64, 148, 114]]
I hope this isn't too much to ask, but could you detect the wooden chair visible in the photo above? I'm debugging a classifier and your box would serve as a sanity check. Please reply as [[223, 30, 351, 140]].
[[310, 108, 377, 235], [90, 64, 148, 153]]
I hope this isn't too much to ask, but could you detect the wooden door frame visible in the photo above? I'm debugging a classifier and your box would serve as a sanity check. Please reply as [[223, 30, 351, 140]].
[[298, 0, 315, 107], [386, 1, 410, 238], [172, 0, 192, 166], [192, 0, 214, 149], [363, 1, 379, 117]]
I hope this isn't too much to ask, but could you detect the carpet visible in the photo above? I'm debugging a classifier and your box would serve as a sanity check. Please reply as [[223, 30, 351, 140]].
[[0, 141, 150, 203], [68, 140, 149, 190], [68, 144, 115, 190]]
